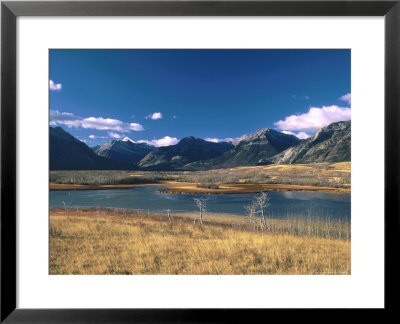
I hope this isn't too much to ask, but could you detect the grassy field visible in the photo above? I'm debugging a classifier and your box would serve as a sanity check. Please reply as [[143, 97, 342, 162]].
[[49, 162, 351, 193], [169, 162, 351, 189], [50, 209, 351, 275], [49, 170, 159, 185], [156, 181, 348, 194]]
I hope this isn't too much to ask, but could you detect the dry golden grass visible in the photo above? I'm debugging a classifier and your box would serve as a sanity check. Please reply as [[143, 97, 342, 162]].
[[50, 210, 351, 275], [50, 162, 351, 194], [156, 181, 348, 194], [50, 162, 351, 193]]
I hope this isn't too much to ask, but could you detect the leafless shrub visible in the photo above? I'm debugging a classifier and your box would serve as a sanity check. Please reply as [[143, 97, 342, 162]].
[[246, 192, 271, 232], [193, 198, 207, 225]]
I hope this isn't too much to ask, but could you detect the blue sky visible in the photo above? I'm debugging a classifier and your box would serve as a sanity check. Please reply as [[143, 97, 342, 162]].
[[50, 49, 351, 147]]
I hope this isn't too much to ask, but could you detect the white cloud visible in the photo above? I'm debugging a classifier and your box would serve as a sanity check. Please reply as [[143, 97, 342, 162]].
[[274, 105, 351, 134], [108, 132, 122, 139], [88, 135, 107, 139], [154, 136, 178, 146], [81, 117, 143, 132], [50, 110, 144, 132], [129, 123, 144, 131], [282, 130, 310, 139], [50, 110, 76, 122], [339, 93, 351, 105], [205, 137, 234, 143], [138, 136, 179, 147], [145, 112, 163, 120], [49, 80, 62, 91]]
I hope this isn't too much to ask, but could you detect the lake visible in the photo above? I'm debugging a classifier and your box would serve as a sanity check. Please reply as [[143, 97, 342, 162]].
[[49, 185, 351, 222]]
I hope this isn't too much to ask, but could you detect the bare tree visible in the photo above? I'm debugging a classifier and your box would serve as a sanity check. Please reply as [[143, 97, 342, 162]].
[[166, 209, 172, 222], [193, 198, 207, 225], [246, 192, 270, 231], [245, 201, 258, 230]]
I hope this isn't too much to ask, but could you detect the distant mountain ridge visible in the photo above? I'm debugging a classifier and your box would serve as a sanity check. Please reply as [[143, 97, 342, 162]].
[[95, 139, 154, 164], [138, 136, 234, 170], [184, 128, 300, 170], [50, 121, 351, 170]]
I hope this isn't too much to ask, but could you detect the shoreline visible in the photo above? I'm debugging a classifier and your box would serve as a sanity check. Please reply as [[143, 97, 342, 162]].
[[49, 181, 350, 194], [49, 183, 156, 191], [157, 181, 350, 194], [50, 207, 351, 226]]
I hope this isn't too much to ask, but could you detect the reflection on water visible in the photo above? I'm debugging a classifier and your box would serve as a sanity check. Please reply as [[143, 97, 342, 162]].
[[49, 185, 351, 222], [280, 190, 350, 202]]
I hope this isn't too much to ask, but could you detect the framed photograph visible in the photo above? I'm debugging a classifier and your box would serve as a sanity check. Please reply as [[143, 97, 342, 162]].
[[1, 0, 399, 321]]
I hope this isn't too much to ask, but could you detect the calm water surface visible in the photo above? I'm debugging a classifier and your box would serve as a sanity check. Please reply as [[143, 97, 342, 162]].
[[49, 185, 351, 222]]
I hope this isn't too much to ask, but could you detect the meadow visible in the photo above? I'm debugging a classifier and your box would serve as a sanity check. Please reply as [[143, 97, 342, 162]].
[[50, 208, 350, 275], [50, 162, 351, 193], [49, 162, 351, 275]]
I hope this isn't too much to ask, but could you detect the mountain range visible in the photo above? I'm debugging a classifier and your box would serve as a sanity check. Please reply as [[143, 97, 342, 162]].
[[138, 137, 233, 170], [49, 120, 351, 171], [184, 128, 300, 170], [50, 127, 127, 170]]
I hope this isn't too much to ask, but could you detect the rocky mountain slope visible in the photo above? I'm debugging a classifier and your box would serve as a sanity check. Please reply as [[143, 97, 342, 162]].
[[184, 128, 300, 170], [272, 120, 351, 164]]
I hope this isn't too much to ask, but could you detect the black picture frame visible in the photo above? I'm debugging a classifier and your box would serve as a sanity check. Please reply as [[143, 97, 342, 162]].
[[1, 0, 399, 322]]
